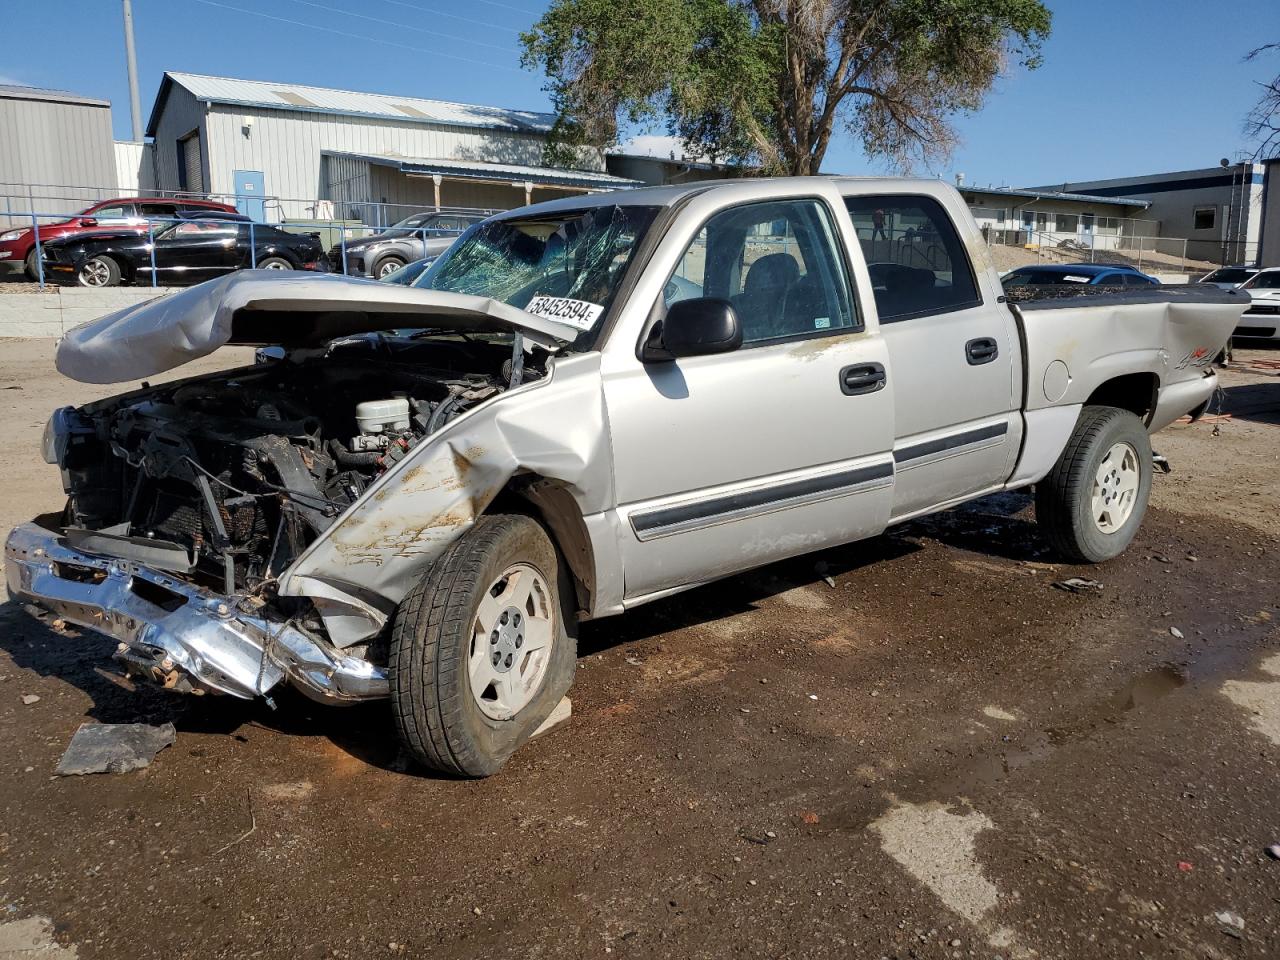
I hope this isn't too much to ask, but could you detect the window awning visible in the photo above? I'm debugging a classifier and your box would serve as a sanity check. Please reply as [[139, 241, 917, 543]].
[[324, 151, 640, 190]]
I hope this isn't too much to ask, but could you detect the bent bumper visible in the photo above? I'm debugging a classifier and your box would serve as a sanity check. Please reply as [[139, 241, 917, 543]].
[[5, 523, 388, 703]]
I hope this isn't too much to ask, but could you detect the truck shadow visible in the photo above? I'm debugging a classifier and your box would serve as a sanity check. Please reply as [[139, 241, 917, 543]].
[[0, 599, 401, 774], [0, 490, 1044, 777], [1219, 380, 1280, 425]]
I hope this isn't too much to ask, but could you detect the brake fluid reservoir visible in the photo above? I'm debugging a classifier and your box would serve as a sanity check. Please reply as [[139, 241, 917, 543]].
[[356, 398, 411, 434]]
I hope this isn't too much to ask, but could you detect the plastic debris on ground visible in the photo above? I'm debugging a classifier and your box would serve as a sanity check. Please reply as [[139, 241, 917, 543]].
[[55, 722, 177, 776], [1052, 578, 1104, 594]]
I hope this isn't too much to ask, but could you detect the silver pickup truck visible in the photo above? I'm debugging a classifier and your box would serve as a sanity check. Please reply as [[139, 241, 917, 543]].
[[7, 178, 1243, 776]]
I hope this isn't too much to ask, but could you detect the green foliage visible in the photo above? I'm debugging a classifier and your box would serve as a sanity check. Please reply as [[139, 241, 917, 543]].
[[521, 0, 1051, 175]]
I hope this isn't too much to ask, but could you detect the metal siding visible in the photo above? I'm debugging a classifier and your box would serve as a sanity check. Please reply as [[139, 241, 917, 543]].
[[0, 94, 117, 223], [113, 141, 155, 193], [150, 85, 206, 194], [203, 103, 566, 220]]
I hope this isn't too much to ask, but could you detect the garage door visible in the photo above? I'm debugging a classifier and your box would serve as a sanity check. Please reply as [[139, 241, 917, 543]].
[[181, 133, 203, 192]]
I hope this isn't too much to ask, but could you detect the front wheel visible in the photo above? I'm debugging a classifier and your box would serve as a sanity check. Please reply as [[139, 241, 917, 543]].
[[77, 255, 121, 287], [374, 255, 406, 279], [389, 514, 576, 777], [1035, 405, 1153, 563]]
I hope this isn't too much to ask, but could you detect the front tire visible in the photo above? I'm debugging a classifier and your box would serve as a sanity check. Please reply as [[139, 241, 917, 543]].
[[77, 255, 121, 287], [1035, 405, 1153, 563], [23, 249, 40, 281], [389, 514, 576, 777], [374, 255, 406, 279]]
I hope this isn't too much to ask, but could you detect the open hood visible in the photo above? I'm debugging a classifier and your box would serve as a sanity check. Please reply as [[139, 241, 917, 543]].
[[55, 272, 584, 384]]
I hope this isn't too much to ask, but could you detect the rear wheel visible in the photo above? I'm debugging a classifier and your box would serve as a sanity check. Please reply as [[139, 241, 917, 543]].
[[256, 256, 293, 271], [374, 255, 406, 279], [389, 514, 576, 777], [1035, 405, 1153, 563], [77, 255, 121, 287]]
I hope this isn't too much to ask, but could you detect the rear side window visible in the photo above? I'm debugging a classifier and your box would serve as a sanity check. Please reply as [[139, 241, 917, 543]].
[[843, 195, 981, 322]]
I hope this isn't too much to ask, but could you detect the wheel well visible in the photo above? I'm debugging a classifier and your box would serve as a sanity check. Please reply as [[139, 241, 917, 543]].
[[1084, 373, 1158, 421], [487, 478, 595, 617]]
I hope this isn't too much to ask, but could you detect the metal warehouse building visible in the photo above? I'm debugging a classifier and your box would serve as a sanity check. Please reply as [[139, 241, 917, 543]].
[[145, 72, 637, 224], [0, 84, 117, 223]]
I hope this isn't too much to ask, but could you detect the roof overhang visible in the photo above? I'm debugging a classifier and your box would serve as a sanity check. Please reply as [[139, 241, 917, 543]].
[[326, 151, 641, 191], [972, 186, 1151, 209]]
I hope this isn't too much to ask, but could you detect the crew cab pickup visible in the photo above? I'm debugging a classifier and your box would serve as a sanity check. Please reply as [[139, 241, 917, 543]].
[[6, 178, 1243, 776]]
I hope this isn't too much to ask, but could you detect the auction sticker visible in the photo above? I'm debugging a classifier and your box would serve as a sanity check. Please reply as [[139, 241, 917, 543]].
[[524, 295, 603, 330]]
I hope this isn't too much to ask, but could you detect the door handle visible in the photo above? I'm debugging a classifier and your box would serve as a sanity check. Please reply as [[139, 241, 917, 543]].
[[966, 337, 999, 365], [839, 362, 887, 396]]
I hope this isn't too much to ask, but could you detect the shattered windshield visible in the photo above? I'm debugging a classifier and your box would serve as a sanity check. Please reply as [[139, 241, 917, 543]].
[[414, 205, 660, 336]]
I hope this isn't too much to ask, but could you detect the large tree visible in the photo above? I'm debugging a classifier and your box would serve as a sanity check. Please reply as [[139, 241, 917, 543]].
[[521, 0, 1051, 175], [1245, 43, 1280, 159]]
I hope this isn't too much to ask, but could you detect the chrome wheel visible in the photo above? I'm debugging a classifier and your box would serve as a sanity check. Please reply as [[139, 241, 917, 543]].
[[1091, 441, 1140, 534], [377, 259, 403, 279], [469, 563, 554, 720], [78, 257, 112, 287], [260, 258, 291, 270]]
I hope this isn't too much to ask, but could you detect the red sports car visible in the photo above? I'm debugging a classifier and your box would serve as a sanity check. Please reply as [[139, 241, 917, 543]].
[[0, 196, 237, 279]]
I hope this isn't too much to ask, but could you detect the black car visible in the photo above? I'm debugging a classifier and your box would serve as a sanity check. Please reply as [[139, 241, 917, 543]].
[[40, 212, 328, 287]]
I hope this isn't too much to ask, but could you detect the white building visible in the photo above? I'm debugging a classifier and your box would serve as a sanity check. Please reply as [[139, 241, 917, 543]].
[[1026, 165, 1267, 265], [958, 185, 1153, 252], [144, 72, 638, 224]]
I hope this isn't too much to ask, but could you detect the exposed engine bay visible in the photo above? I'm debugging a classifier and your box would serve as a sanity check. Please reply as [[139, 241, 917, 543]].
[[51, 333, 543, 602]]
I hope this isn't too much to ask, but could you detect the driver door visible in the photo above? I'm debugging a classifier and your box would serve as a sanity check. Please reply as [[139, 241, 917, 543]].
[[602, 197, 896, 602], [151, 220, 240, 284]]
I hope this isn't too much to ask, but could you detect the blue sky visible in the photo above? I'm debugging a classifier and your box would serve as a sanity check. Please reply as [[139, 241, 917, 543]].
[[1, 0, 1277, 186]]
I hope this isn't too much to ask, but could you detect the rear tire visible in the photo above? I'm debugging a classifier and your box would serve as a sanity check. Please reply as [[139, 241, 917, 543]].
[[77, 255, 121, 287], [1035, 405, 1153, 563], [256, 256, 293, 270], [389, 515, 576, 777]]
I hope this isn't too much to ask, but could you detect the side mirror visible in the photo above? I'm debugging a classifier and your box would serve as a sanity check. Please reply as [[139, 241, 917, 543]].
[[80, 218, 98, 227], [643, 297, 742, 363]]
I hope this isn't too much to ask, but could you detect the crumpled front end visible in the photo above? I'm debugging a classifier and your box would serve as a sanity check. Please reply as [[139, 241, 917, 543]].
[[5, 523, 387, 703]]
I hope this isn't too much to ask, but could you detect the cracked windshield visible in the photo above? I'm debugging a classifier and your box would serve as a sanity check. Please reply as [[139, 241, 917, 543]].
[[414, 205, 659, 333]]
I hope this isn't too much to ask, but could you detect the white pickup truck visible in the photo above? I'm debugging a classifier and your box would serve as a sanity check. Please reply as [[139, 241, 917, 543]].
[[7, 178, 1243, 776]]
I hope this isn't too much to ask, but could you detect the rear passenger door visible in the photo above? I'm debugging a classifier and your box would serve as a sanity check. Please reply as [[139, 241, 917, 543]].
[[843, 192, 1021, 520]]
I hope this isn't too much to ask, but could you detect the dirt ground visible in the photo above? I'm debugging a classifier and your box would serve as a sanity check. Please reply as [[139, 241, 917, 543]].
[[0, 339, 1278, 960]]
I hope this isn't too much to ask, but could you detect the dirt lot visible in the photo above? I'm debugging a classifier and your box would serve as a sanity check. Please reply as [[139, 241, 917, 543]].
[[0, 339, 1278, 960]]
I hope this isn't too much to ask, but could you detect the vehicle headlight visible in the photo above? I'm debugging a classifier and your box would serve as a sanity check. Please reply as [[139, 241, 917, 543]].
[[41, 406, 89, 467], [0, 229, 25, 242]]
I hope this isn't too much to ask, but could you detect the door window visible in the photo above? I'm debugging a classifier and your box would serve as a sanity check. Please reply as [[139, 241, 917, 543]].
[[843, 194, 981, 323], [89, 204, 136, 222], [165, 220, 237, 239], [665, 199, 855, 345]]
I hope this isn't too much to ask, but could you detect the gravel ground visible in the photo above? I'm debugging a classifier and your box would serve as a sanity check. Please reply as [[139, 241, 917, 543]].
[[0, 339, 1277, 960]]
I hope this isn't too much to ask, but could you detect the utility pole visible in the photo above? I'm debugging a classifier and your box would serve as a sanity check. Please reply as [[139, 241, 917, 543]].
[[121, 0, 143, 141]]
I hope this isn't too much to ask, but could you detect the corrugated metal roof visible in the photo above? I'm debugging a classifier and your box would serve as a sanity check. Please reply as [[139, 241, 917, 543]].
[[151, 72, 555, 135], [968, 184, 1151, 209], [0, 84, 110, 108], [331, 152, 640, 189]]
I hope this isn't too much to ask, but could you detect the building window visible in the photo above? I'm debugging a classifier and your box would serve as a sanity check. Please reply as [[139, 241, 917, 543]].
[[1193, 207, 1216, 231], [1056, 213, 1079, 233]]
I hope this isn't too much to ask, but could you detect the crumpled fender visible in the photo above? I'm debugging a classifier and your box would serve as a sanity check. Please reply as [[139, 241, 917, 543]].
[[276, 352, 613, 644]]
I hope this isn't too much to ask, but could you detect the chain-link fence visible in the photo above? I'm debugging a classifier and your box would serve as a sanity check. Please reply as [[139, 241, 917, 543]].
[[968, 206, 1260, 280]]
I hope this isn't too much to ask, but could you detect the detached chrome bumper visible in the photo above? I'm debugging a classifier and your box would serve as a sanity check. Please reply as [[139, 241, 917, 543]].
[[5, 523, 388, 703]]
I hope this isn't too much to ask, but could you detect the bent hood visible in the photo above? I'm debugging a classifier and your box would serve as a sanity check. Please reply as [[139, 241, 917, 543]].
[[55, 271, 584, 384]]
